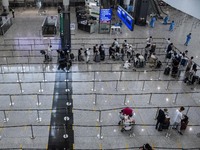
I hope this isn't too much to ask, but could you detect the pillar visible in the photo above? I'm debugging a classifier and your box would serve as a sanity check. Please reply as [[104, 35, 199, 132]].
[[63, 0, 69, 12], [2, 0, 9, 13]]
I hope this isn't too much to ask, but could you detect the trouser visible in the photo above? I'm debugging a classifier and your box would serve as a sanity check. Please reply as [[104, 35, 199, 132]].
[[173, 122, 181, 132]]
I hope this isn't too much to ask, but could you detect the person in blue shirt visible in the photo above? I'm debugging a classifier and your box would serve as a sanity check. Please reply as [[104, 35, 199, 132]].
[[184, 33, 192, 46], [163, 15, 169, 25], [150, 16, 156, 28], [169, 21, 175, 31]]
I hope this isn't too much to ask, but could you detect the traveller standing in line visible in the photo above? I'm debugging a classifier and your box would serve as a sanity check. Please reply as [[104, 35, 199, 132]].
[[85, 48, 90, 63], [155, 109, 165, 131], [172, 106, 185, 135], [185, 56, 194, 72], [150, 16, 156, 28], [163, 15, 169, 25], [184, 33, 192, 46], [165, 38, 171, 51], [146, 36, 153, 44], [169, 21, 175, 31]]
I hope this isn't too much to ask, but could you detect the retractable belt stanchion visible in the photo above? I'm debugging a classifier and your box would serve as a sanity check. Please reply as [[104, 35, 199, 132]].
[[97, 125, 103, 139], [97, 110, 102, 122], [158, 70, 161, 80], [93, 93, 97, 105], [91, 72, 96, 91], [9, 95, 14, 106], [148, 93, 153, 104], [39, 81, 43, 93], [63, 124, 68, 139], [115, 80, 119, 91], [186, 106, 190, 116], [36, 94, 41, 106], [17, 73, 21, 82], [141, 81, 145, 91], [18, 81, 24, 93], [173, 93, 178, 104], [30, 125, 35, 139], [64, 108, 70, 121], [36, 110, 42, 122], [166, 81, 170, 91], [3, 110, 9, 123]]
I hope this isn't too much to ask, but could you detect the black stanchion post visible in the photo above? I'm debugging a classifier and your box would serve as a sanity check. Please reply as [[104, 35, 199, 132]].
[[141, 81, 145, 91], [158, 70, 161, 80], [166, 81, 170, 90], [97, 125, 103, 139], [87, 63, 89, 71], [93, 93, 97, 105], [19, 81, 24, 93], [148, 93, 153, 104], [63, 124, 68, 139], [17, 73, 21, 82], [43, 72, 46, 82], [123, 94, 127, 105], [36, 94, 41, 106], [9, 95, 14, 106], [3, 110, 9, 122], [64, 108, 70, 121], [173, 93, 178, 104], [36, 110, 42, 122], [119, 71, 122, 81], [39, 82, 43, 93], [92, 72, 96, 91], [97, 110, 102, 122], [115, 80, 119, 91], [30, 125, 35, 139], [186, 106, 190, 116]]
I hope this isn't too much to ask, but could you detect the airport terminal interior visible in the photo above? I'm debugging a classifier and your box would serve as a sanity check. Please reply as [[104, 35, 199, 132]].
[[0, 0, 200, 149]]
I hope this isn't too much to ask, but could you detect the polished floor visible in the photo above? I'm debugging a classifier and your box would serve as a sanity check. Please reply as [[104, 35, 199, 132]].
[[0, 5, 200, 150]]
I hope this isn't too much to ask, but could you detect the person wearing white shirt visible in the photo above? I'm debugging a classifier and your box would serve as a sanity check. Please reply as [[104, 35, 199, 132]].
[[123, 59, 131, 69], [172, 106, 185, 135], [86, 48, 91, 63], [146, 36, 153, 44]]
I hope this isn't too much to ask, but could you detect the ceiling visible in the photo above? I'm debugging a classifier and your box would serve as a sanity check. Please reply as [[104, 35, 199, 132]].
[[163, 0, 200, 20]]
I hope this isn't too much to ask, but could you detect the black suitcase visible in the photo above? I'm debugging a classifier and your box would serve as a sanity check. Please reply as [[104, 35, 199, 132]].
[[181, 115, 189, 130], [164, 66, 170, 75], [94, 54, 100, 62]]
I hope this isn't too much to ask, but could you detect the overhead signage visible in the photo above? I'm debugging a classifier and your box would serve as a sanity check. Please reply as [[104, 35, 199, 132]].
[[100, 9, 112, 24], [117, 6, 134, 31]]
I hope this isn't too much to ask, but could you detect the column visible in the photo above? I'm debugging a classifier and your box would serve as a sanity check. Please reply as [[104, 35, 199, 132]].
[[63, 0, 69, 12], [2, 0, 9, 13]]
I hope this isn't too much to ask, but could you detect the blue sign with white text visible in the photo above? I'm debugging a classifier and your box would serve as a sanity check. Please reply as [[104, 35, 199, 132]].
[[100, 9, 112, 23], [117, 6, 134, 31]]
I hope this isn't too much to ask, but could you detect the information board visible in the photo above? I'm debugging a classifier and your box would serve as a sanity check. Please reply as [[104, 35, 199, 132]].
[[117, 6, 134, 31], [100, 9, 112, 24]]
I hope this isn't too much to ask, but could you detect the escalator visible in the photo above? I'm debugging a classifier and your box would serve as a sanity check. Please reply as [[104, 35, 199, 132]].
[[149, 0, 167, 19]]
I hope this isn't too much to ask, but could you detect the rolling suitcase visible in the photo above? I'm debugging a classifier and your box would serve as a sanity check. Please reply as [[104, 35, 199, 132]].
[[164, 66, 170, 75], [94, 54, 100, 62], [181, 115, 189, 130]]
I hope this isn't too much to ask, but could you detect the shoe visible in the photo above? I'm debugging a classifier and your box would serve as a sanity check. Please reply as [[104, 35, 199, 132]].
[[172, 127, 177, 130], [178, 131, 183, 135]]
